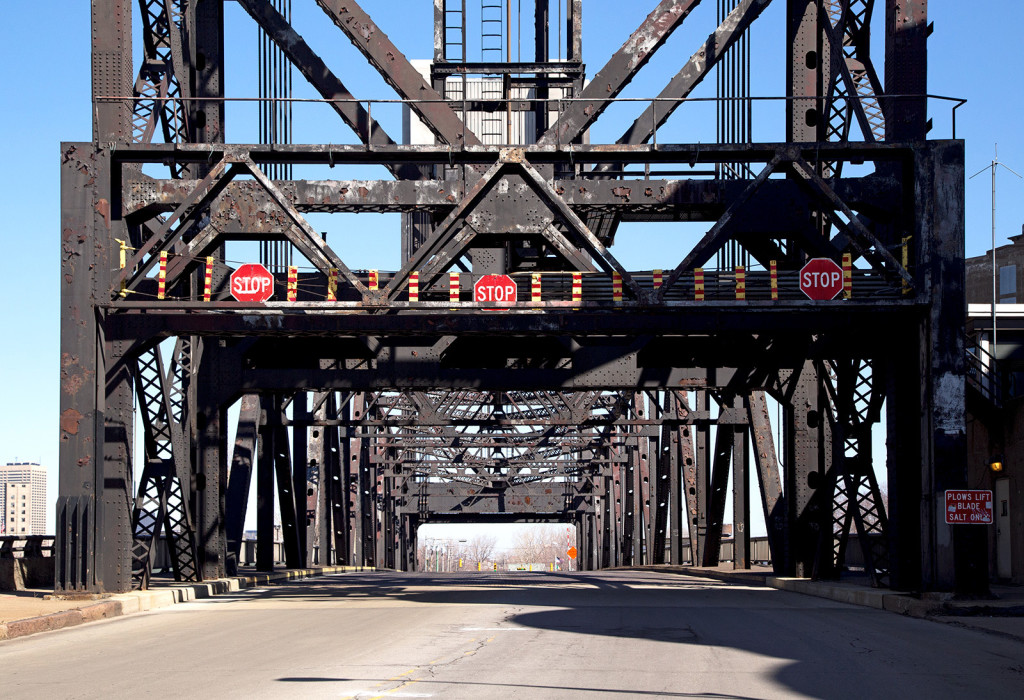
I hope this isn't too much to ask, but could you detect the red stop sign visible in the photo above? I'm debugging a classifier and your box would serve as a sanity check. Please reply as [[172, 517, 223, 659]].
[[473, 274, 518, 304], [799, 258, 843, 300], [230, 263, 275, 302]]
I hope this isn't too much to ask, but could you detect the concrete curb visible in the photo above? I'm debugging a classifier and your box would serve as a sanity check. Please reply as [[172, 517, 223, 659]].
[[764, 576, 944, 618], [0, 565, 373, 642]]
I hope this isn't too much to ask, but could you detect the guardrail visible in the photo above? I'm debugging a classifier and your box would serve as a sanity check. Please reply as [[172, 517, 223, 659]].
[[966, 337, 1018, 407]]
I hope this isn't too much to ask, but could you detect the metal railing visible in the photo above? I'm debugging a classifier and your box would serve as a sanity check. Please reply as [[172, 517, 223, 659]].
[[966, 337, 1016, 406]]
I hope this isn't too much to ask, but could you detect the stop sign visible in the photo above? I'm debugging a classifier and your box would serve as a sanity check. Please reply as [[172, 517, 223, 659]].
[[799, 258, 843, 300], [473, 274, 517, 304], [230, 263, 275, 302]]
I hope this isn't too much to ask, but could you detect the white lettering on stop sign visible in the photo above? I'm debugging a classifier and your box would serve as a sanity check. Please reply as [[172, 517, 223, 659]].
[[799, 258, 844, 300], [473, 274, 518, 306], [229, 263, 275, 302], [233, 275, 272, 296], [476, 282, 516, 302]]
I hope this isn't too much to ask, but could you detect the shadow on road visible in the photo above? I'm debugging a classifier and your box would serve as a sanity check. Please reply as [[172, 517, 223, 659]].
[[192, 570, 1019, 698]]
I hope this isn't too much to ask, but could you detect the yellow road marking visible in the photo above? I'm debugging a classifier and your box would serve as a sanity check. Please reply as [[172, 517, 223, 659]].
[[386, 669, 417, 681], [368, 678, 420, 700]]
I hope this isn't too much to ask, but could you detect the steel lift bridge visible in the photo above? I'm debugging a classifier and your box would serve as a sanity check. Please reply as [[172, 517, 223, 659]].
[[60, 0, 981, 595]]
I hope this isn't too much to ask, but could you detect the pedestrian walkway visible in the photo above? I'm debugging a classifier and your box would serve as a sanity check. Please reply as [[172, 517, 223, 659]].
[[654, 564, 1024, 643], [0, 565, 373, 641]]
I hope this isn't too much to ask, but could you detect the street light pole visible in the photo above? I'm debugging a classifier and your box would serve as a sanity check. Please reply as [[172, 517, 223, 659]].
[[971, 144, 1022, 356]]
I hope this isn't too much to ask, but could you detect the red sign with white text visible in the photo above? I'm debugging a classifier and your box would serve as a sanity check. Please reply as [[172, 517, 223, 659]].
[[230, 263, 275, 302], [799, 258, 844, 300], [944, 490, 993, 524], [474, 274, 518, 305]]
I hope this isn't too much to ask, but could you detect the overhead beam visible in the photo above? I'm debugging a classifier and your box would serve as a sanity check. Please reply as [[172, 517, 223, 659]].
[[236, 0, 424, 181]]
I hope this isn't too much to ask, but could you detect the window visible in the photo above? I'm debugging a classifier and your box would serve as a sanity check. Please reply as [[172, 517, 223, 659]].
[[1000, 264, 1017, 303]]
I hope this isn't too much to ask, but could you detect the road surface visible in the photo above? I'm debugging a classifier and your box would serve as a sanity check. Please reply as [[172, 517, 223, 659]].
[[2, 570, 1023, 698]]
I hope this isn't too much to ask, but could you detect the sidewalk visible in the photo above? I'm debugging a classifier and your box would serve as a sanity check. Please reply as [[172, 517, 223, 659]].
[[656, 564, 1024, 643], [0, 565, 372, 642]]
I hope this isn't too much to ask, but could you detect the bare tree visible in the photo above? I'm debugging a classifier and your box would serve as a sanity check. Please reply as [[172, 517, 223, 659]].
[[510, 525, 572, 568], [465, 535, 497, 567]]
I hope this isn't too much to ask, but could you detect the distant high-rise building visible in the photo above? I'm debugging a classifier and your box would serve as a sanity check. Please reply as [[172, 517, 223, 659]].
[[1, 463, 47, 536]]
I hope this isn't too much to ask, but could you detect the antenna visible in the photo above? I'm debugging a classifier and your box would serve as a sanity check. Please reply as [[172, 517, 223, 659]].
[[970, 144, 1022, 352]]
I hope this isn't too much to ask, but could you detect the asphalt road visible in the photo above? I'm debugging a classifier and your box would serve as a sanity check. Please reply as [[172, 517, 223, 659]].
[[2, 570, 1023, 699]]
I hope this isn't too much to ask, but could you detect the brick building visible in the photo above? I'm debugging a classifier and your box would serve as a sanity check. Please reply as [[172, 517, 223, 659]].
[[966, 229, 1024, 583]]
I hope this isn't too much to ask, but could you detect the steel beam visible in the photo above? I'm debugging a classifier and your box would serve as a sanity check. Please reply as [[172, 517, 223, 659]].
[[537, 0, 701, 147], [316, 0, 481, 147]]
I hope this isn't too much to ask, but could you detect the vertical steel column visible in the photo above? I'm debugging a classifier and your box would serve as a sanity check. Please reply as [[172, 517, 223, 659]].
[[732, 410, 750, 569], [884, 0, 927, 141], [292, 393, 314, 565], [331, 397, 351, 563], [629, 430, 642, 565], [256, 395, 276, 571], [919, 142, 977, 593], [273, 419, 302, 568], [402, 515, 417, 572], [190, 0, 225, 145], [433, 0, 445, 63], [57, 144, 99, 591], [567, 0, 582, 62], [702, 401, 734, 567], [196, 354, 227, 580], [226, 395, 260, 572], [692, 390, 710, 566], [309, 393, 332, 565], [667, 395, 683, 565], [57, 0, 134, 595], [596, 473, 609, 568], [652, 430, 669, 565], [787, 0, 827, 143], [748, 391, 787, 574], [611, 451, 624, 566], [786, 361, 831, 578]]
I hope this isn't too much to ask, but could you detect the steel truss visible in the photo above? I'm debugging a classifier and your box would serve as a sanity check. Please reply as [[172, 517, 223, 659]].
[[59, 0, 981, 596]]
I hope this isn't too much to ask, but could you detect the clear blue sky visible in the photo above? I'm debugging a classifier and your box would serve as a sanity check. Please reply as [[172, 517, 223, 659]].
[[1, 1, 1022, 535]]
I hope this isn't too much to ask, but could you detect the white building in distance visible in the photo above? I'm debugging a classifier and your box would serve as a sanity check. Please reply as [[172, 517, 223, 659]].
[[2, 462, 47, 536]]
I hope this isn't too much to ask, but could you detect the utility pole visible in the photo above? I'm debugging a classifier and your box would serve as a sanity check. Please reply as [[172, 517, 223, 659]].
[[970, 145, 1021, 354]]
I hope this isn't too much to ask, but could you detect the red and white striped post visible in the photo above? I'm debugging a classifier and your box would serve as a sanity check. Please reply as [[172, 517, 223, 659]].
[[652, 269, 663, 291], [770, 260, 778, 301], [449, 271, 460, 305], [612, 272, 623, 304], [735, 265, 746, 300], [327, 267, 338, 301], [409, 271, 419, 302], [287, 265, 298, 302], [531, 273, 542, 303], [572, 272, 582, 307], [694, 268, 705, 301], [157, 250, 167, 300], [203, 256, 214, 302]]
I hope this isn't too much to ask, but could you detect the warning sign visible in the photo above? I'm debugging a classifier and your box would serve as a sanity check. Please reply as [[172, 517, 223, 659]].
[[944, 490, 993, 525]]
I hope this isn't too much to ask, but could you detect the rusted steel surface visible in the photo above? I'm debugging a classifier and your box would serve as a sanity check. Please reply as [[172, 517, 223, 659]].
[[60, 0, 972, 595]]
